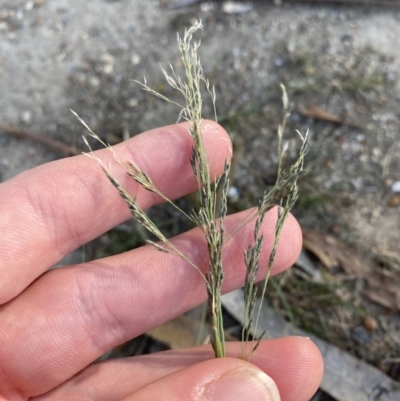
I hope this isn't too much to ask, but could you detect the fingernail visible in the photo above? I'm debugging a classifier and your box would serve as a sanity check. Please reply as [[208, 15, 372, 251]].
[[204, 367, 281, 401]]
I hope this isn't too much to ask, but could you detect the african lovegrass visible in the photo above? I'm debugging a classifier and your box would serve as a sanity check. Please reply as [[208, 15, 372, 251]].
[[73, 20, 309, 360]]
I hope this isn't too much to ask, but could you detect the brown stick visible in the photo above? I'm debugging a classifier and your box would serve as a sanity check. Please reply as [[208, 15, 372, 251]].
[[0, 123, 80, 157], [298, 104, 361, 128], [299, 104, 344, 125]]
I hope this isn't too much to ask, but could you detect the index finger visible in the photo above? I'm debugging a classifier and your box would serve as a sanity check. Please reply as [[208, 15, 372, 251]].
[[0, 121, 231, 304]]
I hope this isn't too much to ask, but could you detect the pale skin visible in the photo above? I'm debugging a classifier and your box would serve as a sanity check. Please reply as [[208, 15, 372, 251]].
[[0, 121, 323, 401]]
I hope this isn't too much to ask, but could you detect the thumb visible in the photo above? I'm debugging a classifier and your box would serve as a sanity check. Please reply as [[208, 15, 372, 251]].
[[119, 357, 281, 401]]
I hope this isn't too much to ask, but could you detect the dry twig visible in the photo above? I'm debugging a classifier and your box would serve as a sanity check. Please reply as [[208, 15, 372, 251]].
[[1, 123, 79, 157]]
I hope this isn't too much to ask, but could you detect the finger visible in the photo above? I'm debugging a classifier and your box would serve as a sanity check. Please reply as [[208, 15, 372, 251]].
[[0, 121, 231, 304], [0, 208, 302, 399], [120, 358, 280, 401], [33, 338, 323, 401]]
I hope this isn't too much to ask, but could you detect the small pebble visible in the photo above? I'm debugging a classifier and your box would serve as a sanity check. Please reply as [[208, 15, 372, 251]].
[[383, 177, 394, 188], [15, 10, 24, 20], [20, 110, 33, 124], [88, 75, 100, 88], [387, 195, 400, 208], [222, 2, 254, 14], [25, 1, 34, 11], [363, 316, 378, 332], [100, 53, 114, 75], [391, 181, 400, 193], [200, 3, 216, 12], [131, 53, 141, 65], [127, 98, 138, 108], [228, 186, 240, 202]]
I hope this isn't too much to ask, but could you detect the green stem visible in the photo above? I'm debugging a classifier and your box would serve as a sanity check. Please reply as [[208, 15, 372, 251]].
[[211, 295, 226, 358]]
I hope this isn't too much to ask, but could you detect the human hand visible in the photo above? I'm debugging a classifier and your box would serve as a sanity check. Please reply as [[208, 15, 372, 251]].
[[0, 121, 323, 401]]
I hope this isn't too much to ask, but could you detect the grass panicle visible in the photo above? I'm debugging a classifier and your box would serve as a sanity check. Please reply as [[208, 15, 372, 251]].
[[241, 86, 309, 360], [73, 20, 309, 360]]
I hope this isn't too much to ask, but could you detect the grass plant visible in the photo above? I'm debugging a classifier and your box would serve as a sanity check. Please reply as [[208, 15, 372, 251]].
[[73, 20, 309, 360]]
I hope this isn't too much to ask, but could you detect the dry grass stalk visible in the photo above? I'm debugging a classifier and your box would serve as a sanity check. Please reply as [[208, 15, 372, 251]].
[[72, 20, 309, 360]]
